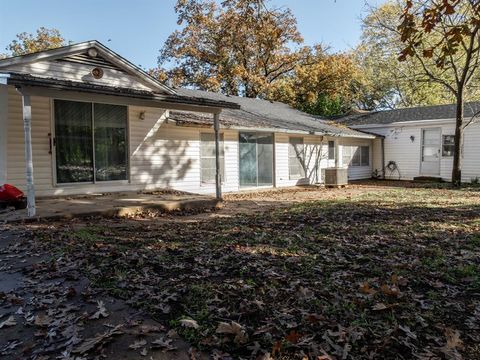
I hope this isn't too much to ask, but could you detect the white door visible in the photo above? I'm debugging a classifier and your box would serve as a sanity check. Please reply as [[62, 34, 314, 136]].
[[421, 128, 441, 176]]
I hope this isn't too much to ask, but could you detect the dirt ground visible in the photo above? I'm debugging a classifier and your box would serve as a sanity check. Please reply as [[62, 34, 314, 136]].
[[0, 180, 479, 360]]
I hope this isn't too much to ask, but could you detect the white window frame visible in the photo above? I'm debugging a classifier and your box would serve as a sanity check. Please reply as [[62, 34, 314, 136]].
[[442, 135, 455, 157], [200, 132, 225, 184], [342, 145, 370, 167], [288, 137, 306, 180]]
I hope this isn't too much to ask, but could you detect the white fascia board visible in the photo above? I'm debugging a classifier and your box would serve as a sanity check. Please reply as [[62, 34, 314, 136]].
[[351, 118, 456, 129], [0, 73, 10, 85]]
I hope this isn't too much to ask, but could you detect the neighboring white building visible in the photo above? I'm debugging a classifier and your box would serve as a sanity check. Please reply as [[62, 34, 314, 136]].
[[336, 106, 480, 183], [0, 41, 378, 205]]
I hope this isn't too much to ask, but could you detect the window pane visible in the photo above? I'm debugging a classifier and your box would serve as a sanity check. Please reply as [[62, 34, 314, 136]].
[[94, 103, 128, 181], [239, 136, 257, 186], [423, 129, 439, 145], [200, 133, 224, 183], [352, 147, 361, 166], [257, 134, 273, 185], [442, 135, 455, 156], [328, 141, 335, 160], [361, 146, 369, 166], [289, 137, 305, 179], [55, 100, 93, 183], [422, 146, 439, 161]]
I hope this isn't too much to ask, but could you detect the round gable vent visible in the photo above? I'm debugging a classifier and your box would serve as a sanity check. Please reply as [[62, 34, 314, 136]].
[[91, 67, 104, 79]]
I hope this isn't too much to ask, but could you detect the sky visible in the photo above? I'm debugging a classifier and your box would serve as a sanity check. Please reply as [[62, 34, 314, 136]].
[[0, 0, 385, 70]]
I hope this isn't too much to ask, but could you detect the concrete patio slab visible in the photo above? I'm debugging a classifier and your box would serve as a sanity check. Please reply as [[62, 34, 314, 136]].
[[0, 191, 221, 223]]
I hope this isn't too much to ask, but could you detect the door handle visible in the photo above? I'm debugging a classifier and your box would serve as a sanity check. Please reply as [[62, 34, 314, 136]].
[[48, 133, 56, 154]]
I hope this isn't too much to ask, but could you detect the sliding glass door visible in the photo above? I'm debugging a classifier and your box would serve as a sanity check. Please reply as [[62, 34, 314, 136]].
[[54, 100, 128, 184], [239, 132, 273, 187]]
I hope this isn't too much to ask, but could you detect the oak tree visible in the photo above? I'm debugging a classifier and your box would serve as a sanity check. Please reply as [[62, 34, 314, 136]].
[[5, 27, 68, 57], [157, 0, 310, 98]]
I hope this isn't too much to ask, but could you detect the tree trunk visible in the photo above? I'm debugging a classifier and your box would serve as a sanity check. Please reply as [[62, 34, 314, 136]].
[[451, 93, 464, 186]]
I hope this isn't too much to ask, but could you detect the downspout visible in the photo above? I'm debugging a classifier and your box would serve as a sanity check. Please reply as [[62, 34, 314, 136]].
[[213, 112, 222, 200], [16, 86, 36, 217]]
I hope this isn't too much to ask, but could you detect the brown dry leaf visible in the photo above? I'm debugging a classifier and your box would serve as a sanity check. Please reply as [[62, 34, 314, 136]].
[[285, 330, 301, 344], [129, 339, 147, 350], [216, 321, 248, 344], [151, 336, 177, 351], [34, 314, 52, 327], [380, 284, 401, 297], [180, 319, 199, 329], [72, 325, 123, 354], [372, 303, 388, 311], [0, 316, 16, 329], [440, 327, 464, 358], [359, 282, 377, 295], [89, 300, 108, 319]]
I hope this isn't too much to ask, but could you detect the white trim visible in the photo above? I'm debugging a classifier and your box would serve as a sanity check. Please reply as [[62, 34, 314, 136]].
[[351, 118, 456, 129], [0, 73, 10, 85], [0, 41, 175, 95]]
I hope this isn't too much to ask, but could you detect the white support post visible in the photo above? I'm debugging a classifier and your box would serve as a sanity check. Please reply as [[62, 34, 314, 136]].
[[334, 139, 340, 168], [213, 112, 222, 200], [21, 92, 36, 217], [0, 82, 8, 185]]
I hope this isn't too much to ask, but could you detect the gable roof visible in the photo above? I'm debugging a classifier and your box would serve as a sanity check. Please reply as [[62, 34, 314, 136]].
[[170, 89, 377, 138], [335, 102, 480, 127], [0, 40, 175, 95]]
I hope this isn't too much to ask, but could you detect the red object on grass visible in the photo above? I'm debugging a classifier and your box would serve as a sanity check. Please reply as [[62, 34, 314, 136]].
[[0, 184, 25, 201]]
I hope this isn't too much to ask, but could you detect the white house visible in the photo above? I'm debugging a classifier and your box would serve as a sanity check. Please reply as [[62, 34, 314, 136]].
[[0, 41, 378, 215], [336, 105, 480, 183]]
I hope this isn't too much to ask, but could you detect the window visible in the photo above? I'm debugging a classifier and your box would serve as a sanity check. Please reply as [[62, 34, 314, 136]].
[[289, 137, 305, 179], [200, 133, 224, 183], [442, 135, 455, 157], [54, 100, 128, 184], [328, 141, 335, 160], [342, 145, 369, 167]]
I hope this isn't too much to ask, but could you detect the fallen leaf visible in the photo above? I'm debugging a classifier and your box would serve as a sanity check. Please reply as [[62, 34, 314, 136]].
[[359, 282, 377, 295], [151, 336, 177, 351], [285, 330, 301, 344], [34, 314, 52, 327], [72, 325, 123, 354], [216, 321, 248, 344], [0, 316, 16, 329], [89, 300, 109, 319], [372, 303, 388, 311], [129, 339, 147, 350], [180, 319, 199, 329]]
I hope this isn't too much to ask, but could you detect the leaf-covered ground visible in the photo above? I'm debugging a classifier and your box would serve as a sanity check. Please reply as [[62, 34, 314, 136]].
[[1, 181, 480, 359]]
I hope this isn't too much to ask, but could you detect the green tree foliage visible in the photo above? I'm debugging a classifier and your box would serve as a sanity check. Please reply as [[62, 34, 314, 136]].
[[4, 27, 68, 57], [266, 45, 360, 115], [355, 1, 454, 110]]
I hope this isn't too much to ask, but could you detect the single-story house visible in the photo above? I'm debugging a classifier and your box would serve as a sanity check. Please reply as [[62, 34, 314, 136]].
[[0, 41, 379, 216], [336, 105, 480, 183]]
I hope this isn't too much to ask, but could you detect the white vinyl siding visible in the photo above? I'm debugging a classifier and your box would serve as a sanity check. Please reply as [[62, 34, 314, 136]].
[[358, 121, 480, 182], [288, 137, 305, 180], [6, 60, 153, 91], [200, 133, 224, 183]]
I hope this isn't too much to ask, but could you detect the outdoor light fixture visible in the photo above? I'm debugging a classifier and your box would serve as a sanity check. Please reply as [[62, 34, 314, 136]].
[[139, 111, 146, 120], [410, 135, 415, 142]]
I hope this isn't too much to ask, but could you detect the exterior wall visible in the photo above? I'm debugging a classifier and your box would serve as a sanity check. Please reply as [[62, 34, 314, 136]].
[[4, 86, 375, 197], [361, 121, 480, 182], [339, 138, 373, 180], [6, 86, 53, 194], [6, 60, 153, 91]]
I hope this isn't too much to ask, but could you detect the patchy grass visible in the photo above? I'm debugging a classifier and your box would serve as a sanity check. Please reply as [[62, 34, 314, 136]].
[[24, 184, 480, 359]]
